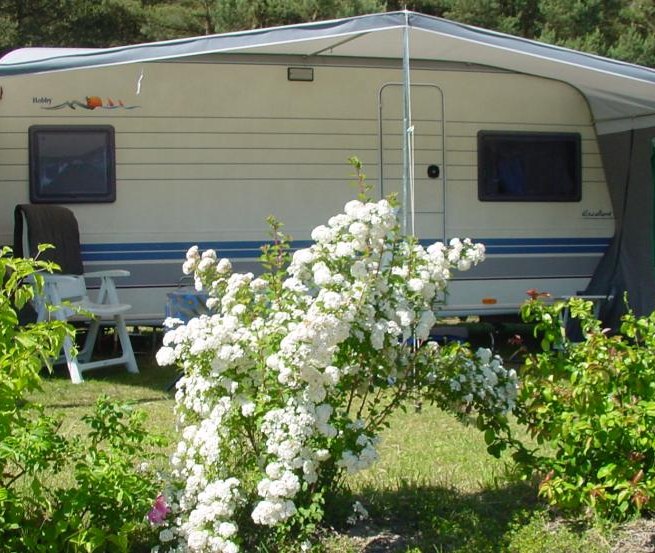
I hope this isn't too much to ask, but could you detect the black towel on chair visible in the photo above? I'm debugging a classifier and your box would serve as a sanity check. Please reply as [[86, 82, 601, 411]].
[[13, 204, 84, 275]]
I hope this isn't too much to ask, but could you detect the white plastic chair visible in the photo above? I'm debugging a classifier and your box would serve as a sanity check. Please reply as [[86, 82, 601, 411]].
[[15, 204, 138, 383]]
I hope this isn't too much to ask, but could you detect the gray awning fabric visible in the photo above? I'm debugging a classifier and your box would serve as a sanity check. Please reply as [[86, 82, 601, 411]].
[[1, 11, 654, 134], [585, 126, 655, 324]]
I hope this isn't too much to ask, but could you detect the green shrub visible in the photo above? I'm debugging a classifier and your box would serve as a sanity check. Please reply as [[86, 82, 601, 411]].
[[505, 510, 610, 553], [154, 189, 519, 551], [0, 247, 165, 552], [507, 296, 655, 519]]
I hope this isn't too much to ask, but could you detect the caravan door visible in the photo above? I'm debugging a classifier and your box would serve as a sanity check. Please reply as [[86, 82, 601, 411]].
[[378, 83, 445, 242]]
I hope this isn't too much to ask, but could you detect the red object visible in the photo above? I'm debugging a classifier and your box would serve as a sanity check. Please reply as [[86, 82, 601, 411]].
[[85, 96, 103, 109], [526, 288, 551, 300]]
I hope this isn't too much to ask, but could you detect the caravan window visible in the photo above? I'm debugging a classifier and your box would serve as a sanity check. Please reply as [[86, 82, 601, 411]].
[[478, 131, 581, 202], [29, 125, 116, 203]]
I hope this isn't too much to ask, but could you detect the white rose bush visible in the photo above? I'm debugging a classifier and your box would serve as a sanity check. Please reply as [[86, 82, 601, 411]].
[[154, 182, 519, 551]]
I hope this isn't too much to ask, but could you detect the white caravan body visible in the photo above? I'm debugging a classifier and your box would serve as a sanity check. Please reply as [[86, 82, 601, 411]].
[[0, 54, 614, 321]]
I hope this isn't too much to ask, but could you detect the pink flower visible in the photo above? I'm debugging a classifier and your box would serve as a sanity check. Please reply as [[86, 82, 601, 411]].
[[526, 288, 550, 300], [148, 494, 170, 524], [508, 334, 523, 346]]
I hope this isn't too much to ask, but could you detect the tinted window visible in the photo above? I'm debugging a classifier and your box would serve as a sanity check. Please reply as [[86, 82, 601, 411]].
[[29, 125, 116, 203], [478, 131, 581, 202]]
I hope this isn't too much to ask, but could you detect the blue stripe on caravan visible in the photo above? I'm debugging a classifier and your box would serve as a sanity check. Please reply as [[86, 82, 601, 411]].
[[81, 237, 611, 263], [81, 240, 314, 252], [479, 238, 610, 245], [80, 240, 315, 262], [418, 237, 611, 255], [416, 237, 612, 246], [484, 245, 608, 254], [477, 237, 610, 255]]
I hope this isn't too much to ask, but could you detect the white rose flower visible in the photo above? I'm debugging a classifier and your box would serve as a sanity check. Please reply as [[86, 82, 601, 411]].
[[182, 259, 196, 275], [186, 245, 200, 260], [292, 248, 314, 266], [348, 221, 368, 241], [311, 225, 333, 243], [457, 258, 472, 271], [344, 199, 363, 216], [250, 277, 267, 290], [335, 241, 354, 257], [313, 263, 332, 286], [408, 278, 424, 293], [218, 522, 237, 538], [216, 258, 232, 274], [156, 346, 176, 366]]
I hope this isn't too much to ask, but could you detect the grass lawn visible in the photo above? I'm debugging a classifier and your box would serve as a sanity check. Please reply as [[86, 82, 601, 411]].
[[29, 346, 651, 553]]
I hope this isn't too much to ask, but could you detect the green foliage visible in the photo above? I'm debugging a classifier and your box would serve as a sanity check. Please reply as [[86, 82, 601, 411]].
[[142, 0, 384, 40], [0, 245, 70, 399], [141, 0, 219, 39], [0, 0, 146, 48], [505, 510, 610, 553], [59, 0, 146, 47], [0, 248, 165, 552], [210, 0, 384, 31], [506, 296, 655, 519], [348, 155, 373, 202], [157, 187, 508, 550], [446, 0, 521, 33], [539, 0, 624, 48], [0, 12, 17, 52], [1, 397, 165, 552]]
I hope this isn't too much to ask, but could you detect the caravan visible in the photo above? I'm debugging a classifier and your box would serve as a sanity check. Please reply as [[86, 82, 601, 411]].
[[0, 12, 653, 323]]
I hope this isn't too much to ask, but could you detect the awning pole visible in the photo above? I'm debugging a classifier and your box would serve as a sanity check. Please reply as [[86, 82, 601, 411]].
[[402, 12, 412, 235]]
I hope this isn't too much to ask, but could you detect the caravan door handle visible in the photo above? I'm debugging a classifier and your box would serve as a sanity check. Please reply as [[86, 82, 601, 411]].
[[427, 164, 440, 179]]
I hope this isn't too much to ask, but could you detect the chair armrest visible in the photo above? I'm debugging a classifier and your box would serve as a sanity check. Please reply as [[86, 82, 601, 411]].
[[43, 274, 83, 285], [558, 294, 610, 301], [84, 270, 131, 279]]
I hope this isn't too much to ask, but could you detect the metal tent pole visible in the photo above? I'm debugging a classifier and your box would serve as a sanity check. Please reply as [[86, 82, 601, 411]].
[[402, 11, 412, 235]]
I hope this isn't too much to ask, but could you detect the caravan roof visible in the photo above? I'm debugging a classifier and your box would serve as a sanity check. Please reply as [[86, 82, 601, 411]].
[[0, 11, 653, 135]]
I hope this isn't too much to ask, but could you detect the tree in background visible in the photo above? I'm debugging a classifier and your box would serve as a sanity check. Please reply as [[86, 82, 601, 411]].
[[445, 0, 541, 37], [142, 0, 384, 40], [0, 0, 145, 50], [389, 0, 654, 67], [141, 0, 216, 39], [63, 0, 146, 46], [539, 0, 623, 56], [540, 0, 654, 67], [0, 0, 652, 67], [603, 0, 655, 68]]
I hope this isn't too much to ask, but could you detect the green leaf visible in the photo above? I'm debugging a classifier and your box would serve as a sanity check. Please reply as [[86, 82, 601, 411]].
[[14, 334, 37, 349], [597, 463, 616, 480], [487, 441, 504, 458]]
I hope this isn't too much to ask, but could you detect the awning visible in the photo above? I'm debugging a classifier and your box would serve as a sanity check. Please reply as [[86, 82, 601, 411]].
[[1, 11, 654, 134]]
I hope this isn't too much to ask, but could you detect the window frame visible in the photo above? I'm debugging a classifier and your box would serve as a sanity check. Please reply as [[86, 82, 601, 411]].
[[28, 124, 117, 204], [477, 130, 582, 203]]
